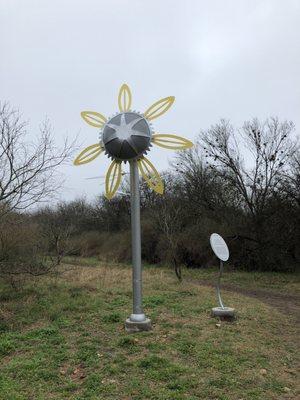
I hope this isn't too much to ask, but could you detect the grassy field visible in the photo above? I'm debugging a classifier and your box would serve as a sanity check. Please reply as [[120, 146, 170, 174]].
[[0, 260, 299, 400]]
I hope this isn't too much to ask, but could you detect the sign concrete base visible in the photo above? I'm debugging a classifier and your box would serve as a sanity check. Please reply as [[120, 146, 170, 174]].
[[211, 307, 236, 321], [125, 318, 152, 333]]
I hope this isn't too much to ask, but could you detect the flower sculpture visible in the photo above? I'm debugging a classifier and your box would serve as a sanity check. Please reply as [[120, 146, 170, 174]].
[[74, 84, 193, 198]]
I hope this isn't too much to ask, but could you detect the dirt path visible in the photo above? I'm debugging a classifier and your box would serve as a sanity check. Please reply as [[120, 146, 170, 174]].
[[192, 279, 300, 323]]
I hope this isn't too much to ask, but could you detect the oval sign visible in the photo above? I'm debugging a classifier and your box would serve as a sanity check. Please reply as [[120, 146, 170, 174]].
[[210, 233, 229, 261]]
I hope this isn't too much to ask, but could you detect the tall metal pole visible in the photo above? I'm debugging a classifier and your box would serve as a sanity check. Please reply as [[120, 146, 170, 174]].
[[129, 160, 146, 322]]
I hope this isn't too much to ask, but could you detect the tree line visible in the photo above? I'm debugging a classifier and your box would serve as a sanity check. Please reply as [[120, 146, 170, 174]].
[[0, 104, 299, 286]]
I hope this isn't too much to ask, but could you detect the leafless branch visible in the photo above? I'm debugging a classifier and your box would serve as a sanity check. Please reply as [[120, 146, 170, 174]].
[[0, 102, 76, 217]]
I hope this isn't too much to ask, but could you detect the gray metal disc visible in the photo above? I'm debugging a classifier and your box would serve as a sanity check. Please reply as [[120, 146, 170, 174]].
[[102, 112, 152, 161], [210, 233, 229, 261]]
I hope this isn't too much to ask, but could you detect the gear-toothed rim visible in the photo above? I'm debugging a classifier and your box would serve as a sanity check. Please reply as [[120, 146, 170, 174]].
[[99, 110, 154, 162]]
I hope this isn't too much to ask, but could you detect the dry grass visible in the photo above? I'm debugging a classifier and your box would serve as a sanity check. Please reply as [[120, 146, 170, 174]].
[[0, 261, 299, 400]]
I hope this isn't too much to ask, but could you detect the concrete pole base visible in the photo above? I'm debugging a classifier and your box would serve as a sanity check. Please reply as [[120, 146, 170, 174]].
[[211, 307, 236, 321], [125, 318, 152, 333]]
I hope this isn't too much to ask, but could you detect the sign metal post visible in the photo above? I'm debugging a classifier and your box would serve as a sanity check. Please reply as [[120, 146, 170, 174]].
[[210, 233, 236, 320]]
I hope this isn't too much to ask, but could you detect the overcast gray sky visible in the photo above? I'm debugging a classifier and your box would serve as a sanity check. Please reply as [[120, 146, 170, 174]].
[[1, 0, 299, 202]]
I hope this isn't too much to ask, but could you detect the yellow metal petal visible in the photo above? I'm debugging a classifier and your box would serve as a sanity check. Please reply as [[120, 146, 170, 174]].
[[137, 157, 164, 195], [74, 144, 103, 165], [105, 160, 122, 200], [118, 83, 132, 112], [144, 96, 175, 121], [152, 134, 193, 150], [81, 111, 107, 128]]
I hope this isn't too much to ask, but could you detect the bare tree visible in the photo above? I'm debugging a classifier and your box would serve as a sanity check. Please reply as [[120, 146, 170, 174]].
[[174, 147, 242, 221], [35, 205, 75, 265], [200, 117, 298, 267], [151, 174, 184, 280], [281, 150, 300, 206], [0, 212, 62, 289], [202, 118, 297, 214], [0, 102, 75, 217], [0, 102, 76, 285]]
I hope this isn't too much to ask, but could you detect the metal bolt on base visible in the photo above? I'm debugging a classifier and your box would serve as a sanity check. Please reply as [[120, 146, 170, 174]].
[[125, 160, 152, 332]]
